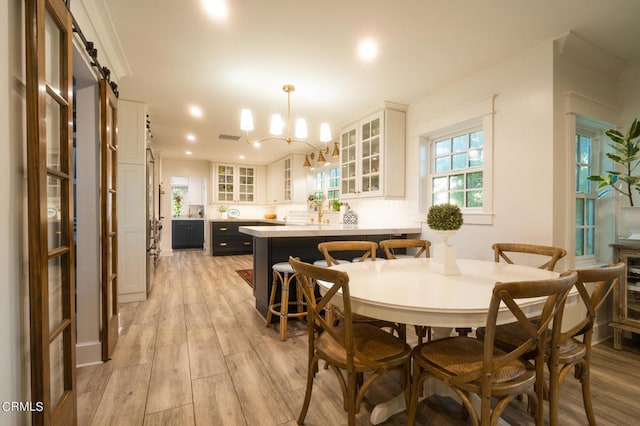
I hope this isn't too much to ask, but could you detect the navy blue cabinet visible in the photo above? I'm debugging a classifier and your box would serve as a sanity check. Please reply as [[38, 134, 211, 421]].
[[172, 220, 204, 249]]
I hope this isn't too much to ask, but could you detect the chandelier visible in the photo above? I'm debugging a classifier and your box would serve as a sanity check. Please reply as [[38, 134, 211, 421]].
[[240, 84, 339, 167]]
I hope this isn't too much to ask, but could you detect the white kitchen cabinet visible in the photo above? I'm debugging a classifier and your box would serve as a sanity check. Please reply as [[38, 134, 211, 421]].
[[117, 99, 149, 302], [186, 176, 205, 205], [339, 104, 407, 199], [214, 163, 258, 204], [266, 154, 307, 204]]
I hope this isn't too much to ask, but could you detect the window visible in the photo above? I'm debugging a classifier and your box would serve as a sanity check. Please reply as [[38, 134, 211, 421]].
[[328, 167, 340, 201], [314, 171, 325, 200], [431, 129, 484, 208], [575, 129, 597, 258], [314, 167, 340, 202], [418, 95, 494, 224]]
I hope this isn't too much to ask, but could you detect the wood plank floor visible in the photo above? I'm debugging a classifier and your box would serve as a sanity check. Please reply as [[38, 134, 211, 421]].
[[77, 250, 640, 425]]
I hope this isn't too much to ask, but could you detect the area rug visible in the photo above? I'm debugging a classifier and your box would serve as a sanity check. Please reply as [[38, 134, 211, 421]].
[[236, 269, 254, 288]]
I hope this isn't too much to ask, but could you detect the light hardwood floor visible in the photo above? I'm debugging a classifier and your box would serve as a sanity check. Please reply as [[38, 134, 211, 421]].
[[77, 250, 640, 425]]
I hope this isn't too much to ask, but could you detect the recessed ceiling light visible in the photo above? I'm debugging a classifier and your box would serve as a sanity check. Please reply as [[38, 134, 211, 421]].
[[239, 155, 245, 160], [186, 151, 192, 155], [253, 142, 261, 148], [203, 0, 228, 20], [187, 134, 196, 141], [358, 38, 378, 62], [189, 106, 203, 118]]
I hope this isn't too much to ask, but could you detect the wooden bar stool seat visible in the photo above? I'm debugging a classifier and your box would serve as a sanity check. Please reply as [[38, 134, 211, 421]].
[[266, 262, 307, 341]]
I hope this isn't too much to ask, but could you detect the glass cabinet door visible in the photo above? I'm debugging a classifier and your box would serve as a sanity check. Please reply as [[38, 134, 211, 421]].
[[237, 166, 255, 202], [217, 165, 235, 202], [340, 127, 357, 197], [624, 256, 640, 324], [360, 115, 382, 196]]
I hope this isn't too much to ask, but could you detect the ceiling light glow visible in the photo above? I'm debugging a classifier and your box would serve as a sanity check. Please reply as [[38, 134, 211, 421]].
[[185, 151, 192, 155], [203, 0, 228, 20], [189, 105, 203, 118], [358, 38, 378, 62], [187, 134, 196, 141]]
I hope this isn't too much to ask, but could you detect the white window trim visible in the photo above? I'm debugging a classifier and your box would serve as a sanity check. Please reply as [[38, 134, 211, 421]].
[[418, 95, 495, 225], [575, 126, 599, 264], [564, 91, 620, 267]]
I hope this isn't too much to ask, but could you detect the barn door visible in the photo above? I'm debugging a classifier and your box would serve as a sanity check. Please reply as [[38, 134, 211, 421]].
[[25, 0, 77, 424], [100, 79, 119, 360]]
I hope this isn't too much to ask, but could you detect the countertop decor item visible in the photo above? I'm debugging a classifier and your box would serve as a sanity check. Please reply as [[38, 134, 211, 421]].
[[227, 208, 240, 218], [343, 204, 358, 225], [427, 203, 463, 275]]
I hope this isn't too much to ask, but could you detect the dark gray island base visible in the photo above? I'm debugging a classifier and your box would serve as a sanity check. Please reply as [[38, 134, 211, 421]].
[[239, 225, 422, 321]]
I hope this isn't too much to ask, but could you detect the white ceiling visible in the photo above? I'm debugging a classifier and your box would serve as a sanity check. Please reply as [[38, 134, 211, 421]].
[[104, 0, 640, 166]]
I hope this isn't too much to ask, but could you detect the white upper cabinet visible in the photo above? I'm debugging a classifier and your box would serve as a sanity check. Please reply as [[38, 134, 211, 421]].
[[186, 176, 205, 205], [266, 154, 307, 204], [340, 104, 407, 199], [214, 163, 258, 204]]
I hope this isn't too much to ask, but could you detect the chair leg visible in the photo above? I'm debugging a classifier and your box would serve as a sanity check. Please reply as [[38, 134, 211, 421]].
[[278, 273, 292, 341], [407, 361, 423, 425], [266, 271, 279, 327], [577, 360, 596, 426], [346, 372, 358, 426], [297, 357, 317, 425]]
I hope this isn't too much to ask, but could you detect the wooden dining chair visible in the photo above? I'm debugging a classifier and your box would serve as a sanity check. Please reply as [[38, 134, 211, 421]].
[[380, 239, 433, 344], [316, 241, 405, 340], [289, 257, 412, 426], [379, 238, 431, 259], [317, 240, 381, 265], [470, 243, 568, 339], [493, 243, 567, 271], [407, 271, 577, 426]]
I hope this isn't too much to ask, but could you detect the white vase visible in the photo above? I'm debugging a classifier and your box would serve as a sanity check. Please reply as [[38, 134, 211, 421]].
[[221, 212, 228, 219], [430, 230, 461, 276], [621, 206, 640, 239]]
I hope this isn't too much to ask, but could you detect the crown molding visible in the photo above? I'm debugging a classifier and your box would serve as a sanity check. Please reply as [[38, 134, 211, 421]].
[[71, 0, 131, 81]]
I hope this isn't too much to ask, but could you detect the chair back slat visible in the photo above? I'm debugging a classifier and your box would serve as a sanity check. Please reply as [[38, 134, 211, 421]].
[[492, 243, 567, 271], [561, 262, 625, 341], [380, 239, 431, 259], [317, 241, 378, 265]]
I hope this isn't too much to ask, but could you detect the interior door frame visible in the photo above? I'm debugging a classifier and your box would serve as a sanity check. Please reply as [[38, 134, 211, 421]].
[[25, 0, 77, 424]]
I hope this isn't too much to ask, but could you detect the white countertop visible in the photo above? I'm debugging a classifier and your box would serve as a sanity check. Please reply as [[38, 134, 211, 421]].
[[239, 224, 422, 238]]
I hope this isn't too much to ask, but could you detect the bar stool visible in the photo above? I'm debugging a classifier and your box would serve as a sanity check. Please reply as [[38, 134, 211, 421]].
[[266, 262, 307, 341]]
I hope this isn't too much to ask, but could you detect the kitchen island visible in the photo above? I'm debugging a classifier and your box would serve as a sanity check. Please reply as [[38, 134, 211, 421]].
[[239, 224, 422, 320]]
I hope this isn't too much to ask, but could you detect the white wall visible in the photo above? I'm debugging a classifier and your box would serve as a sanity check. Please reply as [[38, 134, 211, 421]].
[[406, 39, 556, 262], [2, 0, 29, 423]]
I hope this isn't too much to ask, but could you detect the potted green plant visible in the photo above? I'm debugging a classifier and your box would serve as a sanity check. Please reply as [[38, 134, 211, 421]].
[[588, 118, 640, 206], [588, 118, 640, 238], [218, 205, 229, 219], [427, 203, 463, 275], [427, 203, 464, 231]]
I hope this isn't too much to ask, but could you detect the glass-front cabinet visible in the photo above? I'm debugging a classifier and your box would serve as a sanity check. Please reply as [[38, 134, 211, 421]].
[[214, 163, 256, 203], [611, 241, 640, 350], [339, 105, 407, 199]]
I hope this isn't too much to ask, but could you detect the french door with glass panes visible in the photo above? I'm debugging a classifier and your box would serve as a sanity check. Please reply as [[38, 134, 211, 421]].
[[25, 0, 77, 424], [100, 79, 119, 361]]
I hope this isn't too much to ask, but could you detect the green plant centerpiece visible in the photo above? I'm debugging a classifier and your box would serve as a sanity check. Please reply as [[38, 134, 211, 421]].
[[587, 118, 640, 206], [427, 203, 463, 275], [218, 205, 229, 213], [427, 203, 464, 231]]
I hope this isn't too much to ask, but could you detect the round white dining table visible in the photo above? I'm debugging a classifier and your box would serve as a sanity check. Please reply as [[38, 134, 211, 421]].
[[318, 257, 561, 424]]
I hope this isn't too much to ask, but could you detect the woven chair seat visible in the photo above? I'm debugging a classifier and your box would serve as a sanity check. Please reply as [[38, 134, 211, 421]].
[[416, 337, 532, 384], [316, 323, 411, 369]]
